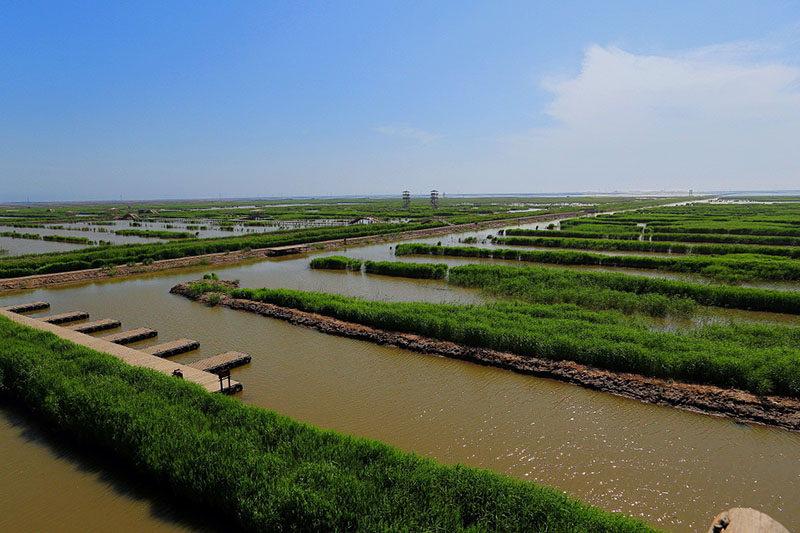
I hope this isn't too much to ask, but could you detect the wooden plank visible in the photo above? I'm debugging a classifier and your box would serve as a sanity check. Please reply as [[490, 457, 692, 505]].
[[1, 301, 50, 313], [0, 309, 240, 394], [66, 318, 121, 333], [189, 351, 251, 374], [100, 327, 158, 345], [143, 338, 199, 358], [41, 311, 89, 324], [264, 244, 309, 256]]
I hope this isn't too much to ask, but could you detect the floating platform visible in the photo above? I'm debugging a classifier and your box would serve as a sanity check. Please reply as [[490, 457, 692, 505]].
[[41, 311, 90, 325], [101, 327, 158, 345], [143, 338, 200, 358], [1, 301, 50, 314], [66, 319, 121, 334], [189, 351, 251, 374], [263, 244, 309, 257]]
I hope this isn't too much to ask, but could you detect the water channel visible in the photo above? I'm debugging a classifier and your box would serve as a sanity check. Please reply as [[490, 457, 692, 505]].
[[1, 223, 799, 532]]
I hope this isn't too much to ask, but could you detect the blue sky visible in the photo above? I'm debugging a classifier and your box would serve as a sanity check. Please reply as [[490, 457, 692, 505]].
[[2, 1, 800, 201]]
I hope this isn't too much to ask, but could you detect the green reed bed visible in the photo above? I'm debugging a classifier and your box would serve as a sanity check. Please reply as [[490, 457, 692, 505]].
[[494, 236, 686, 254], [0, 316, 653, 533], [494, 235, 800, 259], [364, 260, 447, 279], [446, 264, 800, 315], [649, 232, 800, 246], [192, 283, 800, 397], [0, 231, 42, 240], [310, 255, 363, 271], [449, 264, 696, 317], [41, 235, 94, 244], [503, 229, 642, 240], [115, 229, 196, 239], [395, 243, 800, 283]]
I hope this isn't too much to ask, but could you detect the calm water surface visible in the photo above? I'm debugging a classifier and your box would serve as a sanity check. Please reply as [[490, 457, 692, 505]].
[[1, 226, 799, 532]]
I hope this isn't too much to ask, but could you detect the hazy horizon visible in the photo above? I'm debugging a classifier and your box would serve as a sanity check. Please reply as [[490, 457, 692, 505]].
[[3, 2, 800, 201]]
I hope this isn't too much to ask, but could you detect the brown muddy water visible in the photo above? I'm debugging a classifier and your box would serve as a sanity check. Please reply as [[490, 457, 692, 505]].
[[1, 225, 799, 532]]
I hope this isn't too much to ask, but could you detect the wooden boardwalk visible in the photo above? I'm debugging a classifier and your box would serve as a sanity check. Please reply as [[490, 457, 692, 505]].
[[41, 311, 89, 324], [189, 351, 251, 374], [143, 338, 200, 358], [0, 301, 50, 313], [263, 244, 309, 256], [101, 327, 158, 345], [0, 308, 240, 394], [66, 318, 121, 334]]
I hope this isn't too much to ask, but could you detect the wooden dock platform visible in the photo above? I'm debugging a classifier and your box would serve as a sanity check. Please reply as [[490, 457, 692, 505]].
[[263, 244, 309, 256], [41, 311, 90, 324], [101, 327, 158, 345], [1, 301, 50, 313], [0, 309, 241, 394], [189, 351, 251, 374], [66, 318, 121, 334], [143, 338, 200, 358]]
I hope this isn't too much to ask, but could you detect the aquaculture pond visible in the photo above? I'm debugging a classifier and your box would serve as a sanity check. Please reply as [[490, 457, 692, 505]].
[[1, 223, 799, 532], [0, 218, 343, 256]]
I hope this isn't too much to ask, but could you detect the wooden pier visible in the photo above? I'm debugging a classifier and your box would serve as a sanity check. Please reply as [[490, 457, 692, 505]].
[[263, 244, 309, 257], [1, 301, 50, 313], [101, 327, 158, 345], [189, 351, 251, 374], [41, 311, 89, 324], [66, 318, 121, 334], [143, 338, 200, 358], [0, 308, 241, 394]]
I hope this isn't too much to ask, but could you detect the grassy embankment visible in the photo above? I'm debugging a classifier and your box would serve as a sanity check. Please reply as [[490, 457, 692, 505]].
[[0, 222, 441, 279], [188, 281, 800, 397], [0, 315, 653, 532], [395, 243, 800, 283]]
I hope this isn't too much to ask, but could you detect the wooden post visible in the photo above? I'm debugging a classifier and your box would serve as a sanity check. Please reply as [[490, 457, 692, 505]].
[[218, 368, 231, 392]]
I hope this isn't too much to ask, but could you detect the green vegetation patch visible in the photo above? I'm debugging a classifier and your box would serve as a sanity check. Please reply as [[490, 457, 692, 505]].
[[395, 243, 800, 283], [191, 283, 800, 397], [0, 316, 652, 532], [364, 260, 448, 279], [310, 255, 363, 271], [447, 264, 800, 315]]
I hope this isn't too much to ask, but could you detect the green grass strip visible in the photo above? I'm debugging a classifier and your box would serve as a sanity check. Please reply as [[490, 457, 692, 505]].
[[395, 243, 800, 283], [494, 235, 800, 259], [193, 283, 800, 397], [0, 316, 653, 532], [364, 260, 447, 279]]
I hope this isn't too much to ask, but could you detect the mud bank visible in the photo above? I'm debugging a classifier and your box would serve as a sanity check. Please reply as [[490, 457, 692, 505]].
[[0, 212, 580, 292], [171, 281, 800, 432]]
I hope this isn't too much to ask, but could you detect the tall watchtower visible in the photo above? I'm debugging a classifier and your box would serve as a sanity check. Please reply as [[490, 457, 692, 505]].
[[430, 190, 439, 208], [402, 190, 410, 208]]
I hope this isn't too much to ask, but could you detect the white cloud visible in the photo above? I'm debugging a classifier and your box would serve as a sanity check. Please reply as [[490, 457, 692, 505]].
[[504, 43, 800, 191], [374, 123, 441, 144]]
